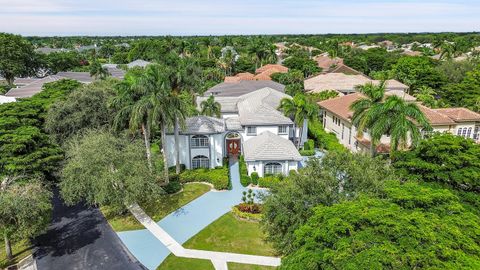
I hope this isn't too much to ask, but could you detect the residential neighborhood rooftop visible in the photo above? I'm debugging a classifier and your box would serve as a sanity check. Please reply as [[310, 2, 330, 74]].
[[244, 131, 302, 162], [180, 116, 226, 134], [204, 80, 285, 97]]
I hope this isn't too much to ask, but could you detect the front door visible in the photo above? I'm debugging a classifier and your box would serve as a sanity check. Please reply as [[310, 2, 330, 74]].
[[226, 138, 241, 156]]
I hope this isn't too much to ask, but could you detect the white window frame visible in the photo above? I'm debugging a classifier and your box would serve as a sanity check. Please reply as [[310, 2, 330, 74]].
[[247, 126, 257, 136], [278, 125, 288, 135], [264, 162, 282, 175], [191, 135, 209, 148], [192, 155, 209, 169]]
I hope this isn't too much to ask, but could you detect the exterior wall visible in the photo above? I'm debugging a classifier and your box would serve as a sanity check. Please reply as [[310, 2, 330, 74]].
[[246, 160, 298, 177], [221, 113, 239, 119], [240, 125, 292, 142], [165, 133, 224, 169]]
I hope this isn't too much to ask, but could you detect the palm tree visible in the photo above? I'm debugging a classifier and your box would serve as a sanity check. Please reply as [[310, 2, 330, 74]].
[[278, 94, 318, 148], [90, 61, 110, 80], [350, 82, 386, 156], [200, 96, 221, 118], [371, 95, 431, 158]]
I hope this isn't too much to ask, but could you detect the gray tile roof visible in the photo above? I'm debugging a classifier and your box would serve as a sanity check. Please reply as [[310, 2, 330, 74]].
[[196, 96, 239, 113], [225, 117, 243, 131], [181, 116, 226, 134], [237, 88, 293, 126], [244, 131, 302, 161], [127, 60, 151, 68], [205, 80, 285, 97], [5, 75, 65, 98]]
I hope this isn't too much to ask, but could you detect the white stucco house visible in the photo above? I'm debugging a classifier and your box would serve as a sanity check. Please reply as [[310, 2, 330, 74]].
[[317, 93, 480, 153], [165, 84, 305, 177]]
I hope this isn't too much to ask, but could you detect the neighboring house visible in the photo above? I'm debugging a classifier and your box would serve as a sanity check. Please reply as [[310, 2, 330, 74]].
[[35, 47, 70, 54], [166, 87, 305, 177], [224, 64, 288, 82], [304, 73, 408, 95], [204, 80, 285, 97], [313, 53, 344, 72], [317, 93, 480, 153], [4, 71, 104, 98], [127, 59, 152, 69]]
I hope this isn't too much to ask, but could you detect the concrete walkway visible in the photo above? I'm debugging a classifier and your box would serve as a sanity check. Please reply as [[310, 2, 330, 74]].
[[128, 203, 281, 269], [118, 158, 274, 270]]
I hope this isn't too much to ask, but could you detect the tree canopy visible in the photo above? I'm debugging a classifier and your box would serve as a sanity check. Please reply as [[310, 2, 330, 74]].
[[0, 33, 38, 85], [280, 181, 480, 270]]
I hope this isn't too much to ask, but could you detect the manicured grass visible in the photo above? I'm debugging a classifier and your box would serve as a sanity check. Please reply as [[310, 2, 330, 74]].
[[0, 239, 33, 269], [158, 212, 277, 270], [102, 183, 211, 232], [229, 262, 277, 270]]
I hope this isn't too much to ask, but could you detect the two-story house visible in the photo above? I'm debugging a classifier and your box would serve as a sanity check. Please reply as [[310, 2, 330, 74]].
[[317, 93, 480, 153], [165, 84, 303, 177]]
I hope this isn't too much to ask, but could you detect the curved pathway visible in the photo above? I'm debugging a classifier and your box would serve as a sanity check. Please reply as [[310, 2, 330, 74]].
[[117, 158, 261, 270]]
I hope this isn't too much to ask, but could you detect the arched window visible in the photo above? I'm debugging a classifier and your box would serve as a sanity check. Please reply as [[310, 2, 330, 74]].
[[192, 155, 209, 169], [462, 128, 467, 137], [466, 127, 472, 138], [191, 135, 209, 148], [264, 162, 282, 175], [457, 128, 462, 136]]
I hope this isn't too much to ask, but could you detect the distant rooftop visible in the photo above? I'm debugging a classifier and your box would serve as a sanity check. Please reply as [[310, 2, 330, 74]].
[[205, 80, 285, 97], [127, 59, 152, 69]]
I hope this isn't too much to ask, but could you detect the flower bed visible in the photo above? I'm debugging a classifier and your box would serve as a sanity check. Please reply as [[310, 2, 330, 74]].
[[232, 205, 262, 222]]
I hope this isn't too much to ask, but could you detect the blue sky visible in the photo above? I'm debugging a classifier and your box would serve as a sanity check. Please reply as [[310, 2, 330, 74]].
[[0, 0, 479, 36]]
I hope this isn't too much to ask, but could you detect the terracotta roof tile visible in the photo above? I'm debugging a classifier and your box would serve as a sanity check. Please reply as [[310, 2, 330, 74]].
[[418, 105, 456, 125], [255, 64, 288, 74], [317, 92, 364, 122], [433, 108, 480, 122]]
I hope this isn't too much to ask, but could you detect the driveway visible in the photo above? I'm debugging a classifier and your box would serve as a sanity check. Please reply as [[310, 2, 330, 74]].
[[33, 189, 146, 270], [117, 158, 253, 270]]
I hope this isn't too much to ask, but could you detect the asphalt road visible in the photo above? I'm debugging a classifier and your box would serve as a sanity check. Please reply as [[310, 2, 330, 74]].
[[33, 189, 146, 270]]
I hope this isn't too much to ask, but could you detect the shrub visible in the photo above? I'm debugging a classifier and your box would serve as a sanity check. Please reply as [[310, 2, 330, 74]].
[[239, 155, 251, 187], [299, 149, 315, 156], [258, 175, 282, 188], [168, 164, 186, 173], [236, 203, 262, 214], [163, 174, 182, 194], [179, 167, 229, 190], [303, 139, 315, 150], [308, 119, 346, 152], [232, 206, 262, 222], [251, 172, 259, 185]]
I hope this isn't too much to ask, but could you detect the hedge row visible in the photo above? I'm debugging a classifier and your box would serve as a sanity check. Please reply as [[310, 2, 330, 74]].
[[308, 119, 346, 152], [179, 167, 229, 190]]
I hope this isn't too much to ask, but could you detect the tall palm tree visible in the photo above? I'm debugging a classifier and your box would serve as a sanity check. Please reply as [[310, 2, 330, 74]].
[[200, 96, 221, 118], [370, 95, 431, 158], [90, 61, 110, 80], [278, 94, 318, 148], [350, 82, 386, 156]]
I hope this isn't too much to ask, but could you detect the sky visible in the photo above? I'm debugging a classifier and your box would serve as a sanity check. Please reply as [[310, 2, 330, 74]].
[[0, 0, 479, 36]]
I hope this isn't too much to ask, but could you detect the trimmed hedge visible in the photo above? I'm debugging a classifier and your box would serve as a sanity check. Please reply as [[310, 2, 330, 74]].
[[308, 119, 346, 152], [303, 139, 315, 150], [180, 167, 229, 190], [258, 175, 283, 188], [251, 172, 259, 185], [239, 156, 251, 187], [164, 174, 182, 194], [299, 149, 315, 156]]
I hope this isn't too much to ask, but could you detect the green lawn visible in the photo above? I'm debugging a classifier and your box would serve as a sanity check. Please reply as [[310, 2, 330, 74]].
[[158, 212, 277, 270], [0, 239, 33, 269], [102, 183, 211, 231]]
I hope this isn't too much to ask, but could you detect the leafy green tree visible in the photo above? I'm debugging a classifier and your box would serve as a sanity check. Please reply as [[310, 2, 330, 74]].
[[45, 80, 117, 144], [262, 152, 392, 254], [280, 181, 480, 270], [394, 134, 480, 192], [435, 59, 477, 84], [60, 130, 163, 213], [414, 85, 444, 108], [278, 94, 318, 148], [200, 96, 221, 118], [44, 51, 83, 74], [0, 180, 52, 262], [271, 70, 304, 86], [0, 33, 37, 85], [89, 61, 110, 80], [391, 56, 447, 91], [282, 56, 320, 78], [438, 66, 480, 112]]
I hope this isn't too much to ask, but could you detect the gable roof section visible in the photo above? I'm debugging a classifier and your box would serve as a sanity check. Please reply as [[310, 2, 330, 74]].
[[205, 80, 285, 97], [181, 116, 226, 134], [244, 131, 302, 161], [317, 92, 364, 122], [256, 64, 288, 74], [305, 73, 408, 93], [433, 108, 480, 122], [417, 105, 456, 125], [237, 87, 293, 126], [5, 75, 64, 98]]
